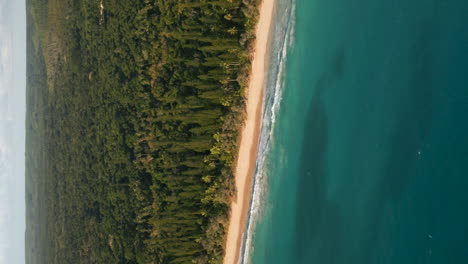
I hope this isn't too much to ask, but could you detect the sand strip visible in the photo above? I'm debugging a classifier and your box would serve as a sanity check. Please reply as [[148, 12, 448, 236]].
[[223, 1, 276, 263]]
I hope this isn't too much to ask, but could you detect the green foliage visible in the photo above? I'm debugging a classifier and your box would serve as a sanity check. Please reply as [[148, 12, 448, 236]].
[[26, 0, 260, 263]]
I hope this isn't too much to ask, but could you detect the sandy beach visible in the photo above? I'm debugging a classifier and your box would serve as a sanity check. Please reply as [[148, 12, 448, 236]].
[[223, 1, 276, 263]]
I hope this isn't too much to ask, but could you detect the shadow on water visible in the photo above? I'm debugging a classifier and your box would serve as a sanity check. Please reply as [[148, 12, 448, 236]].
[[294, 92, 346, 263], [312, 49, 346, 94], [293, 50, 347, 263], [293, 18, 436, 262]]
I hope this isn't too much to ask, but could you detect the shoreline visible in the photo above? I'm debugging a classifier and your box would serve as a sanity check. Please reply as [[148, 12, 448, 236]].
[[223, 0, 276, 263]]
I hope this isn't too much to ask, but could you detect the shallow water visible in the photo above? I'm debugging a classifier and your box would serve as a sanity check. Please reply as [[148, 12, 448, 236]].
[[248, 0, 468, 263]]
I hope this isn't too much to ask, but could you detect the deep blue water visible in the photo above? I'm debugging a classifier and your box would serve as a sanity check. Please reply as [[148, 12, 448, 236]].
[[249, 0, 468, 263]]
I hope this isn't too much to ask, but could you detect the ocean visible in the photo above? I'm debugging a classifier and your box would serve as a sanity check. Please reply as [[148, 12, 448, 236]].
[[243, 0, 468, 263]]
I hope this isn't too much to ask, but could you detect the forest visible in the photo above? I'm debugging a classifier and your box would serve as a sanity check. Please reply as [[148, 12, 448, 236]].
[[25, 0, 259, 263]]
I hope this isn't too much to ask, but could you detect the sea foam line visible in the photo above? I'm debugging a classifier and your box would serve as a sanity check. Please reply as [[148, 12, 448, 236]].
[[238, 1, 296, 263]]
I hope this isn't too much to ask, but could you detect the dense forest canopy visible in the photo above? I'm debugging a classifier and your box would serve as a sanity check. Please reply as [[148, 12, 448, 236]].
[[25, 0, 259, 263]]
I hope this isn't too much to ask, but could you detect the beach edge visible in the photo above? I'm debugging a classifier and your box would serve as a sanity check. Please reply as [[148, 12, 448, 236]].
[[223, 0, 276, 263]]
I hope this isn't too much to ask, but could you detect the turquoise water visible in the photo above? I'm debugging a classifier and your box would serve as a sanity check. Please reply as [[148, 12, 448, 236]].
[[248, 0, 468, 263]]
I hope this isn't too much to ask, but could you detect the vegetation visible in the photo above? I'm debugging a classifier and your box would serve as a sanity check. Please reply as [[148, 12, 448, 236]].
[[25, 0, 260, 263]]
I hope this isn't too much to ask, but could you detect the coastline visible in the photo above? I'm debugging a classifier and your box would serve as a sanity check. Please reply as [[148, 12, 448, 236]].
[[223, 0, 276, 263]]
